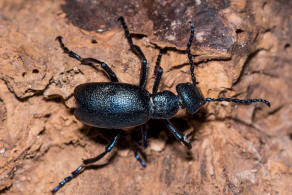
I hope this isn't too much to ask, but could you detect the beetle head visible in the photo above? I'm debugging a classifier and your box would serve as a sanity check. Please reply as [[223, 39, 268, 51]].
[[176, 83, 205, 114]]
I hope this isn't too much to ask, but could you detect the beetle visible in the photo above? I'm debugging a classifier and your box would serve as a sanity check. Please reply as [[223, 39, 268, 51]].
[[52, 17, 270, 193]]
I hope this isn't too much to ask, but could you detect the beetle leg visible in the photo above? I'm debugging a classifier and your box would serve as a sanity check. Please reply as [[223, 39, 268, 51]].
[[118, 17, 147, 88], [80, 58, 118, 82], [140, 124, 148, 148], [132, 145, 146, 167], [163, 120, 192, 149], [152, 49, 163, 94], [51, 130, 122, 194], [83, 130, 122, 165], [186, 21, 197, 85], [56, 36, 118, 82], [51, 166, 85, 194]]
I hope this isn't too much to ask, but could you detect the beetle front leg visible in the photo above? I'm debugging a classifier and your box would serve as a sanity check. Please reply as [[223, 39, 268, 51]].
[[164, 120, 192, 149]]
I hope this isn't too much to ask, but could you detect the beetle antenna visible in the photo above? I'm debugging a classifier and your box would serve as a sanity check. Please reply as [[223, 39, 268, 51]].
[[187, 21, 197, 85], [204, 97, 270, 107]]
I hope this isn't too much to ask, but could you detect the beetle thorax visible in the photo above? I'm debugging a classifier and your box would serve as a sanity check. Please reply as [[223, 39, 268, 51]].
[[149, 90, 179, 119]]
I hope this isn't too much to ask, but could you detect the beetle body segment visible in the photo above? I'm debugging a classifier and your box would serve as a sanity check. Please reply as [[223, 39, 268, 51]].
[[150, 91, 179, 119], [74, 82, 151, 129]]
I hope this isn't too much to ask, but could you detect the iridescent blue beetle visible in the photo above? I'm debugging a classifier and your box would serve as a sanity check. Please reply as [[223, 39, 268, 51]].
[[52, 17, 270, 193]]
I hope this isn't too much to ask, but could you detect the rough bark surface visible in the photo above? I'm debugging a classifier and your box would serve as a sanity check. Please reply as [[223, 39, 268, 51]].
[[0, 0, 291, 194]]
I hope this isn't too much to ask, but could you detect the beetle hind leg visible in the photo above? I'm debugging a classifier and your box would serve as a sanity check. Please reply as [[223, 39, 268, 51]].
[[56, 36, 118, 82], [51, 130, 122, 194], [83, 130, 122, 164]]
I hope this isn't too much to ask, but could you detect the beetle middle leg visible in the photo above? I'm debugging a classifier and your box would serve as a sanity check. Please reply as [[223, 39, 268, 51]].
[[138, 49, 163, 150], [152, 49, 192, 149], [155, 22, 195, 149], [132, 144, 146, 167], [118, 17, 148, 88], [140, 124, 148, 148], [118, 17, 151, 152], [156, 21, 194, 149], [56, 36, 118, 82]]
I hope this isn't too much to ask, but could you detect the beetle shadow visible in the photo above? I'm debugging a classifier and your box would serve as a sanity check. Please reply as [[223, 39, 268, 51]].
[[77, 107, 208, 165], [78, 125, 149, 164], [131, 107, 207, 161], [147, 107, 207, 161]]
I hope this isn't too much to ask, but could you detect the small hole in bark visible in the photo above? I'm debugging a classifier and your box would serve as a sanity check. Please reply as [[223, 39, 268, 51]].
[[22, 72, 26, 77], [262, 2, 267, 9], [91, 39, 97, 44], [236, 29, 244, 34], [32, 69, 39, 74], [44, 113, 51, 118], [131, 33, 147, 39], [284, 43, 290, 50]]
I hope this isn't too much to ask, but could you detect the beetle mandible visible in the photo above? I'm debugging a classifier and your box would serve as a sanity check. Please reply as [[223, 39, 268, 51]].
[[52, 17, 270, 193]]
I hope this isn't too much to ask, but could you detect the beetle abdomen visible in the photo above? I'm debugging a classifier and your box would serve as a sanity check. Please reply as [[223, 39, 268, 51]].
[[74, 82, 151, 129]]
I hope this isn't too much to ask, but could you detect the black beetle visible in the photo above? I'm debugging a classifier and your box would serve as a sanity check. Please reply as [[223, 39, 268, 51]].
[[52, 17, 270, 193]]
